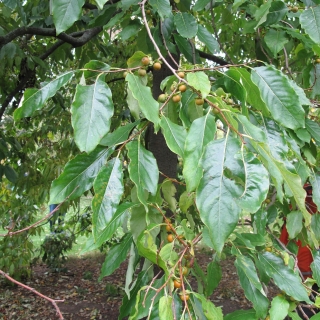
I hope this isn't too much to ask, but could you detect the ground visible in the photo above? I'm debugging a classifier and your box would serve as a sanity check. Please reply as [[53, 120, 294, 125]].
[[0, 250, 278, 320]]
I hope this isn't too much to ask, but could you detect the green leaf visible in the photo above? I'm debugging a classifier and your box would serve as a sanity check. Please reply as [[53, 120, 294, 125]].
[[237, 151, 269, 213], [300, 6, 320, 45], [253, 0, 272, 29], [183, 113, 216, 192], [311, 251, 320, 285], [251, 66, 305, 130], [206, 261, 222, 297], [263, 1, 288, 26], [3, 165, 17, 183], [306, 118, 320, 145], [174, 12, 198, 39], [237, 115, 267, 143], [286, 211, 303, 239], [92, 158, 124, 239], [264, 30, 288, 58], [258, 252, 311, 302], [99, 233, 132, 279], [193, 0, 211, 11], [71, 75, 114, 153], [127, 51, 147, 68], [196, 136, 242, 253], [235, 256, 269, 319], [197, 25, 219, 54], [119, 271, 149, 319], [235, 68, 269, 115], [160, 116, 187, 158], [126, 74, 160, 126], [149, 0, 172, 20], [50, 147, 114, 204], [127, 140, 159, 209], [269, 295, 289, 320], [161, 179, 177, 212], [83, 60, 110, 79], [100, 121, 139, 147], [95, 0, 108, 10], [14, 71, 74, 121], [186, 72, 211, 99], [192, 293, 223, 320], [52, 0, 85, 35], [173, 34, 200, 64], [224, 69, 247, 104], [137, 228, 167, 274], [159, 296, 173, 320], [224, 309, 257, 320], [88, 204, 134, 250]]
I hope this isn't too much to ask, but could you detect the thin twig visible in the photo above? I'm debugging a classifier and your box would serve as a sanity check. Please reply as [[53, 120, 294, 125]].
[[0, 270, 64, 319]]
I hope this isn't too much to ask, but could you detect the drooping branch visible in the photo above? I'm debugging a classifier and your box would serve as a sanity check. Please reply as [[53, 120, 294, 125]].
[[0, 270, 64, 319], [0, 26, 102, 49]]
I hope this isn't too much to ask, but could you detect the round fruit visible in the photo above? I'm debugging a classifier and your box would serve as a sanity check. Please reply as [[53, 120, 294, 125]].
[[180, 293, 190, 301], [141, 56, 150, 66], [265, 247, 272, 252], [177, 71, 185, 78], [265, 198, 271, 204], [167, 234, 174, 242], [291, 6, 299, 13], [146, 9, 151, 15], [195, 98, 204, 105], [173, 280, 181, 289], [153, 62, 161, 71], [165, 224, 172, 232], [172, 94, 181, 103], [182, 266, 188, 276], [138, 68, 147, 76], [158, 94, 166, 103], [316, 58, 320, 64], [212, 103, 219, 114], [178, 84, 187, 92]]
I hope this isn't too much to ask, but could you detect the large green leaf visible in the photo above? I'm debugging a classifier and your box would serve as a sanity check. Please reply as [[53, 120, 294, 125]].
[[251, 66, 305, 130], [235, 68, 269, 115], [99, 233, 133, 279], [95, 0, 108, 10], [300, 6, 320, 45], [311, 251, 320, 285], [263, 1, 288, 26], [237, 151, 269, 213], [192, 293, 223, 320], [183, 113, 216, 192], [14, 71, 74, 121], [258, 252, 311, 302], [235, 256, 269, 319], [71, 75, 114, 153], [224, 309, 257, 320], [310, 172, 320, 209], [186, 71, 211, 99], [196, 136, 243, 253], [100, 120, 140, 147], [159, 296, 173, 320], [160, 116, 187, 158], [126, 74, 160, 126], [286, 211, 303, 239], [197, 25, 219, 54], [52, 0, 85, 35], [269, 295, 289, 320], [92, 158, 123, 239], [264, 30, 288, 58], [93, 203, 135, 249], [149, 0, 172, 20], [49, 147, 114, 204], [206, 261, 222, 297], [306, 118, 320, 145], [127, 140, 159, 209], [174, 12, 198, 39], [253, 0, 272, 29]]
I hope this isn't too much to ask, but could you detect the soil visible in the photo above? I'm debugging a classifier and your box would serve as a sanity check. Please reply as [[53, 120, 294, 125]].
[[0, 250, 279, 320]]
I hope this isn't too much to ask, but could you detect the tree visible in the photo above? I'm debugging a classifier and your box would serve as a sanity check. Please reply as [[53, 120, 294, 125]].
[[1, 0, 320, 318]]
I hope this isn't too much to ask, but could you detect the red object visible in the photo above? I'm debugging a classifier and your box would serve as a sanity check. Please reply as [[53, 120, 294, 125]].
[[279, 184, 318, 276]]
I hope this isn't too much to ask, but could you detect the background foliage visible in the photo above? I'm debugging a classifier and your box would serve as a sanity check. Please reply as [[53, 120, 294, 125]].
[[1, 0, 320, 318]]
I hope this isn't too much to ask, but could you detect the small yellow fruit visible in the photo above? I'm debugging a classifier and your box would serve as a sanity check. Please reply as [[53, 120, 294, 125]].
[[291, 6, 299, 13], [195, 98, 204, 105], [165, 224, 172, 232], [141, 56, 150, 66], [178, 84, 187, 92], [316, 58, 320, 64], [138, 68, 147, 76], [177, 71, 185, 78], [182, 267, 188, 276], [173, 280, 181, 288], [265, 247, 272, 252], [179, 293, 189, 301], [153, 62, 161, 71], [172, 94, 181, 103], [158, 94, 166, 103], [167, 234, 174, 242]]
